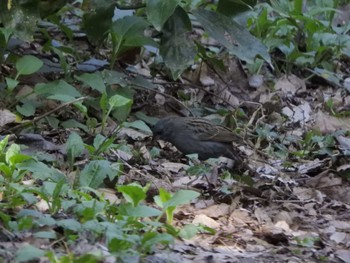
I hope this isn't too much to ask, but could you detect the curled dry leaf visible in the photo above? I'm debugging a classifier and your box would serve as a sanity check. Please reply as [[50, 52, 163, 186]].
[[192, 214, 220, 229], [0, 109, 17, 127]]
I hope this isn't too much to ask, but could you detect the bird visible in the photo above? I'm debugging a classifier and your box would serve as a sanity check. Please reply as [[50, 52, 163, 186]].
[[151, 116, 244, 162]]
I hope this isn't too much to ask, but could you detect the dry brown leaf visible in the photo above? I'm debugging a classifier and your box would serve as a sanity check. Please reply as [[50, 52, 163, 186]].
[[331, 220, 350, 230], [230, 209, 253, 226], [330, 232, 346, 244], [254, 207, 273, 225], [336, 249, 350, 263], [282, 101, 311, 124], [314, 110, 350, 133], [192, 214, 220, 229], [161, 162, 189, 173], [194, 203, 230, 218], [0, 109, 17, 127], [293, 187, 324, 203], [274, 74, 306, 94]]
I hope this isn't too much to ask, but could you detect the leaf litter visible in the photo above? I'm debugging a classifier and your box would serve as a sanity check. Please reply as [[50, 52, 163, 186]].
[[1, 7, 350, 263]]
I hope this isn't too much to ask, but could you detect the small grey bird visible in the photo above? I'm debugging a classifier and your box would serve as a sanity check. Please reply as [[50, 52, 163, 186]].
[[151, 116, 243, 162]]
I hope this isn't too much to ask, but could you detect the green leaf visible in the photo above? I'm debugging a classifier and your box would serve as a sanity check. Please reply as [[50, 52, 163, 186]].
[[110, 87, 134, 122], [123, 120, 152, 134], [61, 119, 89, 133], [15, 245, 45, 262], [7, 153, 32, 167], [179, 224, 199, 239], [17, 160, 66, 182], [0, 163, 12, 178], [34, 231, 57, 239], [102, 70, 128, 86], [160, 6, 196, 79], [141, 232, 174, 252], [110, 15, 157, 58], [217, 0, 257, 17], [118, 203, 162, 217], [146, 0, 180, 31], [50, 46, 69, 74], [193, 9, 271, 65], [0, 135, 9, 152], [5, 144, 21, 164], [16, 100, 36, 117], [164, 190, 200, 209], [83, 2, 115, 45], [16, 55, 43, 76], [66, 132, 85, 164], [34, 80, 82, 101], [57, 219, 82, 231], [313, 68, 342, 87], [75, 72, 106, 93], [109, 94, 132, 108], [0, 27, 14, 44], [117, 184, 147, 207], [79, 160, 117, 189], [5, 77, 19, 91]]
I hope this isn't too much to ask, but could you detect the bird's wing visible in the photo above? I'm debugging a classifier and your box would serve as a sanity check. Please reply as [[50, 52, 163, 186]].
[[184, 118, 238, 142]]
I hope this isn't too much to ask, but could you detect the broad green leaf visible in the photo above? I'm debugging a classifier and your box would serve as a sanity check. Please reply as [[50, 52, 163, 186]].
[[7, 154, 32, 167], [34, 231, 57, 239], [16, 100, 36, 117], [313, 67, 342, 87], [110, 15, 157, 58], [83, 2, 115, 45], [141, 232, 174, 251], [0, 163, 12, 178], [15, 245, 45, 262], [0, 28, 14, 44], [5, 77, 19, 91], [66, 132, 85, 164], [17, 160, 66, 182], [79, 160, 116, 188], [193, 9, 271, 65], [34, 80, 82, 99], [129, 75, 157, 90], [118, 203, 162, 217], [160, 6, 196, 79], [61, 119, 89, 132], [16, 55, 43, 76], [102, 70, 127, 86], [179, 224, 199, 239], [47, 94, 79, 102], [109, 94, 132, 108], [146, 0, 180, 31], [124, 120, 152, 133], [117, 185, 146, 207], [75, 72, 106, 93], [110, 87, 134, 122], [164, 190, 200, 208], [57, 219, 82, 231], [217, 0, 257, 17], [155, 188, 172, 207]]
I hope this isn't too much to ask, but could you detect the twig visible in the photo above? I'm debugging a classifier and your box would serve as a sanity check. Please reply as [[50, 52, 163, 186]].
[[6, 97, 88, 134]]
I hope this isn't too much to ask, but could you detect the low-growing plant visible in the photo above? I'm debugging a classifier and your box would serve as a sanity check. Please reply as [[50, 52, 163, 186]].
[[248, 0, 350, 78]]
